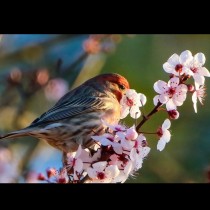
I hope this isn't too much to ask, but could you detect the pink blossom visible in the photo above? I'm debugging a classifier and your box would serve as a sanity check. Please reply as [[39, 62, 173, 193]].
[[87, 162, 120, 183], [120, 89, 146, 119], [44, 78, 68, 101], [112, 161, 134, 183], [55, 168, 69, 183], [153, 77, 188, 110], [163, 50, 193, 76], [125, 125, 138, 140], [129, 134, 150, 170], [187, 53, 210, 86], [66, 145, 84, 180]]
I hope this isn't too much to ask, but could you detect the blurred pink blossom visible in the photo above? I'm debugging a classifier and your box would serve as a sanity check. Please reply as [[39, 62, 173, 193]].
[[44, 78, 68, 101]]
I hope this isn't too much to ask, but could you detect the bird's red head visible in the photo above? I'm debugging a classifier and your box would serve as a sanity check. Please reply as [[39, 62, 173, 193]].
[[102, 73, 130, 90], [88, 73, 130, 102]]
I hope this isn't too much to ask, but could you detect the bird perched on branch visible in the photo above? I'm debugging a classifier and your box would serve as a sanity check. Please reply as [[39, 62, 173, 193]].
[[0, 73, 130, 153]]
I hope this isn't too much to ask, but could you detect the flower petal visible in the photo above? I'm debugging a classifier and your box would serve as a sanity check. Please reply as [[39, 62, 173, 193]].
[[91, 135, 111, 146], [130, 106, 141, 119], [159, 94, 169, 104], [167, 53, 180, 66], [183, 66, 193, 76], [199, 67, 210, 77], [192, 92, 197, 113], [163, 62, 176, 74], [120, 138, 134, 151], [139, 93, 147, 106], [105, 165, 120, 178], [176, 84, 188, 94], [173, 97, 185, 106], [162, 119, 171, 130], [154, 80, 168, 93], [124, 161, 133, 176], [116, 131, 126, 141], [194, 53, 206, 66], [120, 106, 130, 119], [169, 77, 180, 88], [126, 126, 138, 140], [166, 99, 176, 110], [92, 161, 107, 172], [137, 133, 146, 142], [153, 95, 160, 105], [112, 171, 128, 183], [135, 158, 143, 170], [113, 143, 123, 154], [126, 89, 138, 98], [193, 74, 205, 85], [87, 167, 97, 179], [179, 50, 193, 65], [161, 130, 171, 143], [141, 147, 151, 158], [74, 159, 83, 172], [129, 148, 136, 161], [157, 139, 166, 151]]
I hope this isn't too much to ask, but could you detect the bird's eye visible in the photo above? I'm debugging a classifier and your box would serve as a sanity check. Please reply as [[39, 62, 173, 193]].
[[118, 84, 126, 90]]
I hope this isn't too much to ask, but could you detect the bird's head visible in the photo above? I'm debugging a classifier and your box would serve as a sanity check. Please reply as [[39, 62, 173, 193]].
[[87, 73, 130, 102]]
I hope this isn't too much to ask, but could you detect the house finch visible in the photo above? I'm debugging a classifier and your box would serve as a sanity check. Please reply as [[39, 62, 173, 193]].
[[0, 73, 130, 153]]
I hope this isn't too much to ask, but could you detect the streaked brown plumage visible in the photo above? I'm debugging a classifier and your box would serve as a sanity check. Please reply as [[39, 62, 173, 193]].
[[0, 73, 130, 153]]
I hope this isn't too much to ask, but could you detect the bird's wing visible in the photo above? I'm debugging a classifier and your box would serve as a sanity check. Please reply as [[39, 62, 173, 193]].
[[28, 85, 106, 127]]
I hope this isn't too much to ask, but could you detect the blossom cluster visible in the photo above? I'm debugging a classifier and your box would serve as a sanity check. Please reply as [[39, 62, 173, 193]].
[[38, 50, 209, 183], [153, 50, 209, 150], [155, 50, 209, 114], [38, 124, 150, 183]]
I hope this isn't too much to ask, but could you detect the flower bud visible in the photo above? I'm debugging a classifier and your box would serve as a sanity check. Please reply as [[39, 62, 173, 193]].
[[37, 173, 46, 181], [47, 168, 57, 178], [156, 127, 163, 137], [187, 84, 195, 92], [168, 109, 179, 120], [126, 126, 138, 140]]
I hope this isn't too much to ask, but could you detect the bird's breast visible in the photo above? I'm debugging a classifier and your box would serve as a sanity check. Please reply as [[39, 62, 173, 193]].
[[100, 98, 121, 125]]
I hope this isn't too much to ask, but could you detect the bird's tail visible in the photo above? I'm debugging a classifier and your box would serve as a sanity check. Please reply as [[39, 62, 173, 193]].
[[0, 128, 32, 140]]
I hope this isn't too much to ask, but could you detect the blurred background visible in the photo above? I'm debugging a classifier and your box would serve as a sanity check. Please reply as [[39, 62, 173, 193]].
[[0, 34, 210, 183]]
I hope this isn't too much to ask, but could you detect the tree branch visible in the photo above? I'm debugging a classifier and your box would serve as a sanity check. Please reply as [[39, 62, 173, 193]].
[[136, 102, 162, 132]]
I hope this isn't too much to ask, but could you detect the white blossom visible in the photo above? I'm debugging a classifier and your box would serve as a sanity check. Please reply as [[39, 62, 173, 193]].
[[120, 89, 146, 119], [87, 162, 120, 183], [154, 77, 188, 110], [157, 119, 171, 151], [187, 52, 210, 86], [163, 50, 193, 76]]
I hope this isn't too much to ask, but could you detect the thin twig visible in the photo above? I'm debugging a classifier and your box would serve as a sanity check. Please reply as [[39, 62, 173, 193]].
[[136, 102, 162, 132]]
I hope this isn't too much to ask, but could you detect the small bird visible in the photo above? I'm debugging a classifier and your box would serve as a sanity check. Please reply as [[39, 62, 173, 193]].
[[0, 73, 130, 153]]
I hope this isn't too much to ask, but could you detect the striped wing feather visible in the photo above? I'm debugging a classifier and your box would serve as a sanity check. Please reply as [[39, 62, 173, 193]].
[[28, 85, 106, 127]]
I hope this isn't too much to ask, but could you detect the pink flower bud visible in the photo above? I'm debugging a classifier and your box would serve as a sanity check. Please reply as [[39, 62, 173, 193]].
[[47, 168, 57, 178], [156, 127, 163, 137], [126, 127, 138, 140], [187, 84, 195, 92], [168, 109, 179, 120], [57, 177, 67, 183], [37, 173, 46, 181]]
